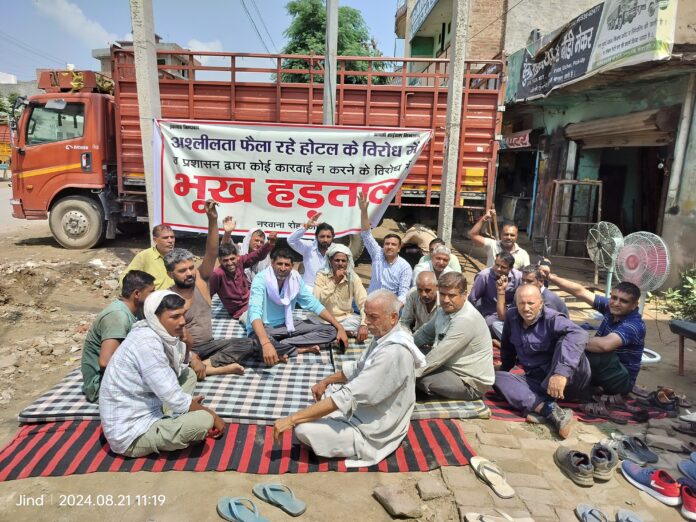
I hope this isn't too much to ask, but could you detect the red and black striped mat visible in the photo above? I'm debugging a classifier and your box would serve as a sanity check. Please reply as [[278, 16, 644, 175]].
[[0, 418, 474, 481]]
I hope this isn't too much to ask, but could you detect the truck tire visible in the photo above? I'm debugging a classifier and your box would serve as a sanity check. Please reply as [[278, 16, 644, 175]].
[[49, 196, 105, 249], [336, 233, 364, 260]]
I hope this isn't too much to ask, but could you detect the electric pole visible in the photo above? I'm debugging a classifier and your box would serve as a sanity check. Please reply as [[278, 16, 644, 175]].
[[437, 0, 469, 244], [323, 0, 338, 125], [129, 0, 162, 229]]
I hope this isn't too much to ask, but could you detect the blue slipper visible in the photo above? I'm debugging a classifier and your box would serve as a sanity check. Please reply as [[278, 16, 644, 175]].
[[575, 503, 608, 522], [216, 497, 268, 522], [252, 483, 307, 517], [679, 459, 696, 481], [616, 509, 643, 522]]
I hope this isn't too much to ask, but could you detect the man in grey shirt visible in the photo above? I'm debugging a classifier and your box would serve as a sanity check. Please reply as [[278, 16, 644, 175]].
[[414, 272, 495, 400], [400, 271, 439, 332]]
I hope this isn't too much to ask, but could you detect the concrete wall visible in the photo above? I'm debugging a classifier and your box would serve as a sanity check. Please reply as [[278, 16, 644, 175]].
[[0, 80, 40, 100], [504, 0, 601, 54]]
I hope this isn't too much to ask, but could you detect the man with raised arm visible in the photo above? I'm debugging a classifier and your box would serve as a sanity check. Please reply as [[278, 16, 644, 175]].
[[467, 209, 530, 269], [247, 248, 349, 366], [358, 192, 412, 303], [210, 215, 277, 323], [287, 212, 335, 289], [540, 265, 644, 396], [120, 224, 176, 290], [167, 200, 255, 377], [272, 290, 426, 467], [521, 264, 569, 316], [400, 271, 439, 332]]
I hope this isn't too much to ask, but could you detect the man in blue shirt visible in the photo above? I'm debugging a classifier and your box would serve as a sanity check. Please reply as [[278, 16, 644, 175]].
[[542, 266, 645, 395], [247, 248, 349, 366]]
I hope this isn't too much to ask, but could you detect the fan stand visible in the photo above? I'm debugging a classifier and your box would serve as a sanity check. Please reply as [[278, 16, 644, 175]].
[[637, 293, 662, 365]]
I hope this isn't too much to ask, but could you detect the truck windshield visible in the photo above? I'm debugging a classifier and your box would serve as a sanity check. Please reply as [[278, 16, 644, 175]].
[[26, 102, 85, 146]]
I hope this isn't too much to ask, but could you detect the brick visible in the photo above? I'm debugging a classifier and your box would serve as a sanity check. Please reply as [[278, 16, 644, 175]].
[[524, 501, 556, 518], [578, 433, 601, 444], [492, 458, 541, 474], [476, 420, 509, 434], [506, 473, 551, 489], [476, 433, 521, 449], [516, 486, 561, 505], [488, 490, 526, 510], [442, 466, 480, 490], [517, 438, 558, 452], [475, 445, 527, 462], [453, 489, 495, 509], [416, 477, 449, 501]]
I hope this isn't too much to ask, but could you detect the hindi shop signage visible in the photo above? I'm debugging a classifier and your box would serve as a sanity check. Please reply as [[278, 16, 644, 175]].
[[152, 121, 432, 238], [506, 0, 677, 103]]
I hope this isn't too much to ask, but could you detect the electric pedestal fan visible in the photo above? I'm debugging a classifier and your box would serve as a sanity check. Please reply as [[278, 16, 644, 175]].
[[614, 231, 672, 365], [586, 222, 624, 297]]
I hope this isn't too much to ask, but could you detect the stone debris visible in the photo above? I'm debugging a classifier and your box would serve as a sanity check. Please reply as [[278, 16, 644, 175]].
[[373, 484, 422, 518], [416, 476, 449, 500]]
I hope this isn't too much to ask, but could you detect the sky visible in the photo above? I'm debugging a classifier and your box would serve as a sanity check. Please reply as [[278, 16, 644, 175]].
[[0, 0, 404, 82]]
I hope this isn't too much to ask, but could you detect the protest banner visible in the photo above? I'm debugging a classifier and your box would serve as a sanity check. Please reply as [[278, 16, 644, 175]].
[[152, 120, 431, 238]]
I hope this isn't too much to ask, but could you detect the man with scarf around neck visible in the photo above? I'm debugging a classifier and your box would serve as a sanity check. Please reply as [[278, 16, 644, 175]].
[[273, 290, 425, 467], [222, 217, 271, 283], [99, 291, 225, 457], [81, 270, 155, 402], [247, 248, 349, 366], [287, 211, 335, 290], [166, 200, 256, 377], [312, 243, 369, 342]]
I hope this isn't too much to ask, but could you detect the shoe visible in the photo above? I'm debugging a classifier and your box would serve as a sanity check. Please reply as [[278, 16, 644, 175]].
[[680, 477, 696, 491], [637, 390, 680, 417], [683, 485, 696, 521], [679, 459, 696, 481], [610, 433, 659, 464], [680, 410, 696, 423], [590, 442, 618, 481], [620, 461, 681, 506], [545, 403, 574, 439], [553, 447, 594, 487]]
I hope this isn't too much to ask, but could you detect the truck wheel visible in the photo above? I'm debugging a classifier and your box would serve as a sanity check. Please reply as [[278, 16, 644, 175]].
[[49, 196, 105, 249], [336, 233, 364, 261]]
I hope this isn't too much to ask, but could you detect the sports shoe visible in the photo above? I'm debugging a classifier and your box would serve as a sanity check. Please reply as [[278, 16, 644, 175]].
[[683, 485, 696, 521], [553, 447, 594, 487], [590, 442, 618, 481], [620, 461, 681, 506], [545, 403, 574, 439], [680, 410, 696, 423]]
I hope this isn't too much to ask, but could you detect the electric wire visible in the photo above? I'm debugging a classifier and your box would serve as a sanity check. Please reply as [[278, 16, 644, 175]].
[[466, 0, 528, 43], [0, 30, 65, 66], [250, 0, 279, 53], [239, 0, 273, 56]]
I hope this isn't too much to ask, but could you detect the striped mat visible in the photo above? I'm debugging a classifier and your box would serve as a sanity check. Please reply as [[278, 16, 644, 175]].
[[0, 419, 474, 481]]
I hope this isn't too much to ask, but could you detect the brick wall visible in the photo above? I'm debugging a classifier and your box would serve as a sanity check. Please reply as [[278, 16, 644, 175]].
[[467, 0, 506, 59]]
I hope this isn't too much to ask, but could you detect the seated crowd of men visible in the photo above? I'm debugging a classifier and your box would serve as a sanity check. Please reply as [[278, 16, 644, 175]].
[[87, 200, 646, 465]]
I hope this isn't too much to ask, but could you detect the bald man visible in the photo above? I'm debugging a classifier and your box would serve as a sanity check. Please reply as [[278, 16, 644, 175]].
[[494, 285, 591, 439], [400, 271, 439, 332]]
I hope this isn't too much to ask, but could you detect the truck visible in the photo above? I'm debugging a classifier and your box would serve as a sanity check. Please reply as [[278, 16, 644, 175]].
[[9, 49, 503, 249]]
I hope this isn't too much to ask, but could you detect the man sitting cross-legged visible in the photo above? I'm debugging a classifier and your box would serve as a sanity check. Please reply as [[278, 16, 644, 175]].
[[120, 224, 176, 290], [418, 237, 462, 273], [287, 211, 335, 290], [414, 272, 494, 400], [247, 248, 349, 366], [312, 244, 369, 342], [521, 264, 568, 316], [412, 244, 454, 284], [81, 270, 155, 402], [400, 271, 439, 333], [540, 266, 645, 396], [467, 209, 530, 269], [358, 191, 412, 303], [167, 200, 255, 377], [468, 252, 522, 339], [273, 290, 426, 467], [494, 285, 591, 439], [209, 215, 277, 324], [100, 291, 226, 457]]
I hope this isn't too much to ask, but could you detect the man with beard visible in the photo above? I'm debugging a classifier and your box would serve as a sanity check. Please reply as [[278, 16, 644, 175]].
[[540, 266, 644, 396], [247, 248, 349, 366], [468, 252, 522, 339], [358, 192, 412, 303], [401, 271, 439, 332], [210, 217, 277, 323], [166, 200, 255, 377], [223, 217, 271, 283], [81, 270, 156, 402], [121, 224, 176, 290], [287, 212, 335, 289], [412, 244, 454, 283], [494, 285, 591, 439], [468, 209, 530, 269]]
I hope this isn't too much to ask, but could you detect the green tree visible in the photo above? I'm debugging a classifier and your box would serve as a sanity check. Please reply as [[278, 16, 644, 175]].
[[280, 0, 388, 84]]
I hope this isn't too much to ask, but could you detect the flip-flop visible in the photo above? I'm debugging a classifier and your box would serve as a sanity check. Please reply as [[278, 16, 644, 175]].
[[679, 459, 696, 481], [575, 503, 608, 522], [216, 497, 268, 522], [610, 434, 658, 464], [252, 483, 307, 517], [464, 512, 533, 522], [616, 509, 643, 522], [470, 457, 515, 499]]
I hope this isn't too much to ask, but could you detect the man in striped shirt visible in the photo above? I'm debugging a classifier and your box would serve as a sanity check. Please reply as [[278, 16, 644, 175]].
[[358, 192, 413, 303], [541, 266, 645, 395]]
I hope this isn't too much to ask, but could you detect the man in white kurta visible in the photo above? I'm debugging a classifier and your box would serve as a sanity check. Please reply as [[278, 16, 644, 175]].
[[273, 290, 426, 467]]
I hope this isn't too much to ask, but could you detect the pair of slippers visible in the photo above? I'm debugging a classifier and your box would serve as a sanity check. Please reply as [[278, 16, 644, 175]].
[[601, 434, 658, 466], [217, 484, 306, 521], [575, 504, 642, 521]]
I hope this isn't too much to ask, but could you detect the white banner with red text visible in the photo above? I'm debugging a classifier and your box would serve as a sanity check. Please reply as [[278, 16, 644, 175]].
[[152, 120, 431, 238]]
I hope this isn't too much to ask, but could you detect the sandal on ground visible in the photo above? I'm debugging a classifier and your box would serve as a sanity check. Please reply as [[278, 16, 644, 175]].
[[464, 511, 533, 522], [581, 402, 628, 425], [217, 497, 269, 522], [575, 503, 608, 522], [470, 456, 516, 499], [595, 394, 641, 413], [616, 509, 644, 522], [610, 433, 659, 464], [673, 420, 696, 437], [252, 483, 307, 517]]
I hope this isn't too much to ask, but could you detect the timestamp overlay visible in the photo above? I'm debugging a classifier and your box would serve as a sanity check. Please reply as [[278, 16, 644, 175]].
[[11, 493, 167, 509]]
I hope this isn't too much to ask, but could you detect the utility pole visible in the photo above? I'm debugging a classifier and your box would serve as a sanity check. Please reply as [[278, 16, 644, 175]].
[[437, 0, 469, 244], [129, 0, 161, 230], [323, 0, 338, 125]]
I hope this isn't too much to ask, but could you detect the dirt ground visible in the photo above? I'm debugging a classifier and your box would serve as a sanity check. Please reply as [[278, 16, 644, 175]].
[[0, 183, 694, 521]]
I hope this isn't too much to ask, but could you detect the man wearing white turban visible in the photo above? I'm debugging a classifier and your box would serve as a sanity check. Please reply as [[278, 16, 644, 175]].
[[99, 291, 226, 457]]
